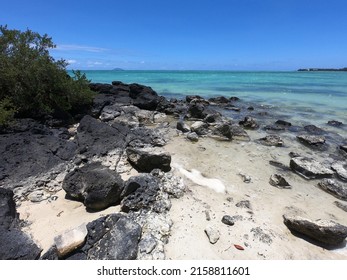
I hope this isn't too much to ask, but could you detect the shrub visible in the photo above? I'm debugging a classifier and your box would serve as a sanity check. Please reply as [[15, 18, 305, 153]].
[[0, 97, 16, 126], [0, 25, 94, 123]]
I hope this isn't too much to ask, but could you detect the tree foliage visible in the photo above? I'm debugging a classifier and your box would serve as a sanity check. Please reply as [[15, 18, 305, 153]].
[[0, 25, 94, 125]]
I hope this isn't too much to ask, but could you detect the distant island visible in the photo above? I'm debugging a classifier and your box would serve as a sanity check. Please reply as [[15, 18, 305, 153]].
[[298, 67, 347, 72], [112, 68, 125, 71]]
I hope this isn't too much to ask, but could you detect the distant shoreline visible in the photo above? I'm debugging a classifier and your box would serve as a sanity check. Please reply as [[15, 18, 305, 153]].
[[298, 67, 347, 72]]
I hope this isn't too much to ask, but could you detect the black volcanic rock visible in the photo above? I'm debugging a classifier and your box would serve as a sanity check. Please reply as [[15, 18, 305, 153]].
[[121, 174, 161, 212], [87, 215, 141, 260], [0, 119, 76, 185], [129, 83, 160, 110], [304, 125, 325, 135], [126, 147, 171, 172], [76, 115, 128, 157], [275, 120, 292, 127], [0, 188, 41, 260], [327, 120, 343, 127], [208, 96, 229, 104], [62, 162, 124, 211], [239, 116, 259, 129], [42, 214, 142, 260], [188, 103, 207, 119]]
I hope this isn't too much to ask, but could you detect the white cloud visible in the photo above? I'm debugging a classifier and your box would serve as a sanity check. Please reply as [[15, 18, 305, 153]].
[[67, 59, 77, 64], [55, 44, 108, 53]]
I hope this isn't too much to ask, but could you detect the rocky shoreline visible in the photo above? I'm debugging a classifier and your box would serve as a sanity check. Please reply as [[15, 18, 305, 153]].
[[1, 81, 347, 260]]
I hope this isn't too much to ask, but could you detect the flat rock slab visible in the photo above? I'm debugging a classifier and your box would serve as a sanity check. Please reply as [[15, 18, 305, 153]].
[[297, 135, 326, 146], [290, 157, 334, 179], [54, 223, 88, 258], [317, 179, 347, 201], [283, 214, 347, 245], [331, 162, 347, 181]]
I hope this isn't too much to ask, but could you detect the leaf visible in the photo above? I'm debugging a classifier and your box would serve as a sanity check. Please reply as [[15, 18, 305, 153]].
[[234, 244, 244, 250]]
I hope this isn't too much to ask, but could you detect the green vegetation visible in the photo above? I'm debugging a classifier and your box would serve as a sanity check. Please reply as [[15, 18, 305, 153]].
[[0, 25, 94, 125]]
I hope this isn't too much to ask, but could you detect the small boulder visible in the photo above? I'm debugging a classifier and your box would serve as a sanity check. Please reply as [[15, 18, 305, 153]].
[[327, 120, 343, 127], [283, 214, 347, 245], [269, 174, 291, 189], [204, 225, 220, 244], [239, 116, 259, 129], [54, 223, 88, 258], [190, 121, 208, 135], [62, 162, 124, 211], [176, 121, 190, 133], [317, 179, 347, 201], [235, 200, 252, 209], [204, 113, 221, 123], [297, 135, 326, 146], [275, 120, 292, 127], [229, 125, 250, 141], [259, 135, 283, 146], [188, 103, 206, 119], [221, 215, 235, 226], [126, 147, 171, 172], [213, 123, 232, 140], [290, 157, 334, 179], [187, 132, 199, 142], [304, 124, 325, 135]]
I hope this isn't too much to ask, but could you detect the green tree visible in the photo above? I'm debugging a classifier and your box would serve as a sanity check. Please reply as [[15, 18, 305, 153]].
[[0, 25, 94, 125]]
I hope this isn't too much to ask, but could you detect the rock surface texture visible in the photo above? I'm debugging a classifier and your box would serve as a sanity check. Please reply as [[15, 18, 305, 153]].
[[283, 215, 347, 246], [290, 157, 334, 179], [317, 179, 347, 201], [62, 162, 124, 211], [0, 188, 41, 260]]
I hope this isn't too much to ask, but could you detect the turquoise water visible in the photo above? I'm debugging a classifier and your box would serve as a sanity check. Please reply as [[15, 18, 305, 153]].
[[76, 70, 347, 127]]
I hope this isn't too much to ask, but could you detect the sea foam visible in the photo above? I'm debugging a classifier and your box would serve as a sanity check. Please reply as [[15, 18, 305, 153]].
[[173, 163, 226, 193]]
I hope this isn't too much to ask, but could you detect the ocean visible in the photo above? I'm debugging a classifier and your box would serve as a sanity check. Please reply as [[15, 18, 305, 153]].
[[76, 70, 347, 133]]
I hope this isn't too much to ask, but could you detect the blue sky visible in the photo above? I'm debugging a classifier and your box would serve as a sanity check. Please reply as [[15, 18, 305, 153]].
[[1, 0, 347, 70]]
